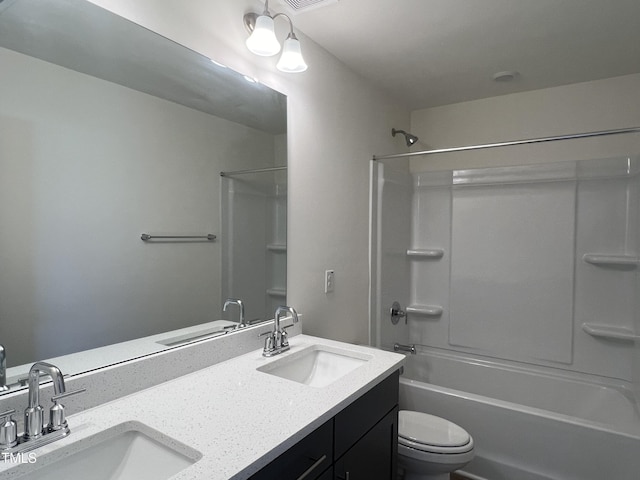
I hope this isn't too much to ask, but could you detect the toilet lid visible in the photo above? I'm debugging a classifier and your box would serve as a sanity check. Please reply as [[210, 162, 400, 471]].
[[398, 410, 470, 448]]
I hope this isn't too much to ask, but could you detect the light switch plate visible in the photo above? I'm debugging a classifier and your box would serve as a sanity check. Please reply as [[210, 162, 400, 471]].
[[324, 270, 335, 293]]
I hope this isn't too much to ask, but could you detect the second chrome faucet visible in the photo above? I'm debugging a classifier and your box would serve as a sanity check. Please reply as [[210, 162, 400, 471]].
[[261, 306, 299, 357]]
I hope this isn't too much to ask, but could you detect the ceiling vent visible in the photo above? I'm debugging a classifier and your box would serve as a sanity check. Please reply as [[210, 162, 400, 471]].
[[279, 0, 339, 14]]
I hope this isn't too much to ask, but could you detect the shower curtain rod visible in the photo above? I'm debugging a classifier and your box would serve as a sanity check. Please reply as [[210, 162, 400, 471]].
[[220, 166, 287, 177], [373, 126, 640, 161]]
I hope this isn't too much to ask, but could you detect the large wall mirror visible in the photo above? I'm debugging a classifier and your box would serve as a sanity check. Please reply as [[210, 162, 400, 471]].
[[0, 0, 287, 392]]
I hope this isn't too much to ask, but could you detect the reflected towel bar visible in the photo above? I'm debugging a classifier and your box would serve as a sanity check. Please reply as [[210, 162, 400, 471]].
[[220, 166, 287, 177], [141, 234, 216, 241]]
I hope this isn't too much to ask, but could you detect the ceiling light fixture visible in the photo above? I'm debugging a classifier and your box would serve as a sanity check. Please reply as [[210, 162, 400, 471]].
[[244, 0, 308, 73]]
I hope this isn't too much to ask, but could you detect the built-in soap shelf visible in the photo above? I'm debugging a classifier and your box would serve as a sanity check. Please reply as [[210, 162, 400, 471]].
[[582, 253, 638, 268], [582, 323, 639, 341], [267, 288, 286, 298], [406, 249, 444, 259], [267, 244, 287, 252], [406, 304, 443, 317]]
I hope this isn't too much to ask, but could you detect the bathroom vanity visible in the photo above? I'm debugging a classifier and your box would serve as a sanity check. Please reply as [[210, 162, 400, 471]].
[[251, 371, 399, 480], [0, 335, 404, 480]]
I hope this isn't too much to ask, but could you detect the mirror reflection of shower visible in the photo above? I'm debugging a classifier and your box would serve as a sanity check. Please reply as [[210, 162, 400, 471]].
[[392, 128, 419, 147], [220, 166, 287, 324]]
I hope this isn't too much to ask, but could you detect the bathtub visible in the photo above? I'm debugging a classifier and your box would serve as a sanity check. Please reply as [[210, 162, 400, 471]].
[[398, 348, 640, 480]]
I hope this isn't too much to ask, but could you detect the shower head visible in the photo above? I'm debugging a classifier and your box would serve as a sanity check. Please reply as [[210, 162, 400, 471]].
[[392, 128, 419, 147]]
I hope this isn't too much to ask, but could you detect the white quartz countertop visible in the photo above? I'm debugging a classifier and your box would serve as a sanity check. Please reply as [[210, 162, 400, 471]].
[[0, 335, 404, 480]]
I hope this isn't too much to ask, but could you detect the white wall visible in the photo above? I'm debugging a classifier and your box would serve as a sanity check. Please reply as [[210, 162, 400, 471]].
[[86, 0, 410, 344], [410, 73, 640, 171], [0, 47, 275, 364]]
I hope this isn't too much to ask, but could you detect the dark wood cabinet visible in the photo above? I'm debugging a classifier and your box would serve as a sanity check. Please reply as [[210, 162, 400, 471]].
[[249, 419, 333, 480], [316, 468, 334, 480], [334, 407, 398, 480], [250, 371, 399, 480]]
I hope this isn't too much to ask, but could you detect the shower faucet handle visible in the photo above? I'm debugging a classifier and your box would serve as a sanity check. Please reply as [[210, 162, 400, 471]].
[[390, 301, 406, 325]]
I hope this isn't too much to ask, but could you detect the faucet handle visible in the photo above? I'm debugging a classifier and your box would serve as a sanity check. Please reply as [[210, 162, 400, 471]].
[[49, 388, 86, 431], [51, 388, 86, 402], [280, 328, 291, 349], [259, 330, 277, 355], [0, 409, 17, 448]]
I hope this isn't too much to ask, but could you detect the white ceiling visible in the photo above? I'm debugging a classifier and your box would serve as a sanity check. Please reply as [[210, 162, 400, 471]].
[[275, 0, 640, 109]]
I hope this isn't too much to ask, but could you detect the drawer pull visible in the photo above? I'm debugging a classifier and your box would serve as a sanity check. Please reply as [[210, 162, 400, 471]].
[[336, 473, 350, 480], [296, 454, 327, 480]]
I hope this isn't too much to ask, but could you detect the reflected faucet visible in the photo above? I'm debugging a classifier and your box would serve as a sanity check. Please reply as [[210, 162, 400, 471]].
[[0, 345, 8, 391], [223, 298, 246, 329], [261, 306, 299, 357]]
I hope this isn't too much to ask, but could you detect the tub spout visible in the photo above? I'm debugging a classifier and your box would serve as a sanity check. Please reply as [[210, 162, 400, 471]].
[[394, 343, 416, 354]]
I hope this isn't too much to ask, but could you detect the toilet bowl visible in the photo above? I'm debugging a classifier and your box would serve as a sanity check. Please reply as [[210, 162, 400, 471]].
[[398, 410, 474, 480]]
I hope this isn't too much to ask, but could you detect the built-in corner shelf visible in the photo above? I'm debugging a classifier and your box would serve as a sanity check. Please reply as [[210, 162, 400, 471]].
[[267, 244, 287, 253], [406, 249, 444, 259], [582, 323, 639, 341], [267, 288, 286, 298], [582, 253, 638, 268], [406, 304, 443, 317]]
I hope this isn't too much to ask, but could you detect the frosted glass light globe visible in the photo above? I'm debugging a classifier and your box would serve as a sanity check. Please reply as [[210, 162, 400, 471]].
[[276, 36, 308, 73], [245, 15, 281, 56]]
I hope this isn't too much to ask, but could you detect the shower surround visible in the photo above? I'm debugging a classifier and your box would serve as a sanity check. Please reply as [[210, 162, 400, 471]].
[[370, 156, 640, 479], [221, 170, 287, 324]]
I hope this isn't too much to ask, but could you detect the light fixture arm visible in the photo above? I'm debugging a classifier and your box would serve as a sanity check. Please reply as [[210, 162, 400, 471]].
[[273, 12, 296, 37], [243, 0, 308, 73], [243, 10, 296, 37]]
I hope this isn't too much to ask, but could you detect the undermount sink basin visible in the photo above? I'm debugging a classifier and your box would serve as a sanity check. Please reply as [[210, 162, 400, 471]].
[[12, 421, 201, 480], [257, 344, 372, 387]]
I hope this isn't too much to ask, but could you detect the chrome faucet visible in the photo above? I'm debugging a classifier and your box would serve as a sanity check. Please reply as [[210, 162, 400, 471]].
[[0, 362, 84, 454], [223, 298, 246, 329], [0, 345, 8, 392], [24, 362, 66, 439], [261, 306, 299, 357]]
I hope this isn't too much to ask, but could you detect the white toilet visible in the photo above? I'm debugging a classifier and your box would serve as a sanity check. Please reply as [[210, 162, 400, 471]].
[[397, 410, 475, 480]]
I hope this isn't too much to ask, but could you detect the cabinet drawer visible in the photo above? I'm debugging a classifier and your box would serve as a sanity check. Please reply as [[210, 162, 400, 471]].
[[334, 407, 398, 480], [250, 419, 333, 480], [334, 370, 399, 458]]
